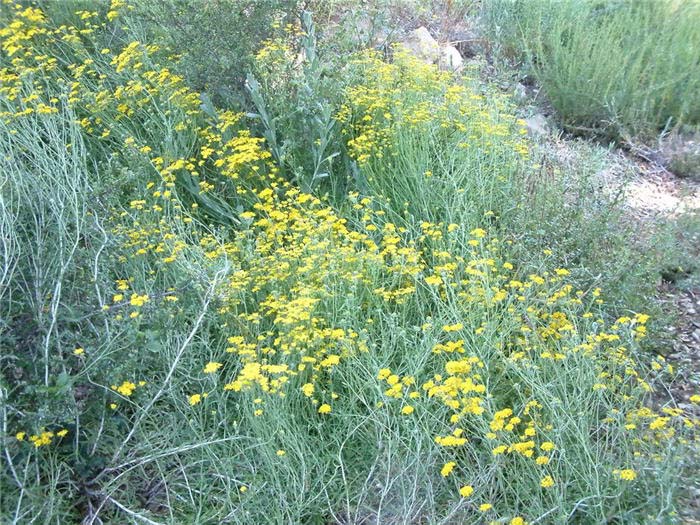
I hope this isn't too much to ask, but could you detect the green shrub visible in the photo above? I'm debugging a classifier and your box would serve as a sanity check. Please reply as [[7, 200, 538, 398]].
[[1, 3, 697, 524], [127, 0, 301, 107], [483, 0, 700, 140], [245, 11, 349, 194]]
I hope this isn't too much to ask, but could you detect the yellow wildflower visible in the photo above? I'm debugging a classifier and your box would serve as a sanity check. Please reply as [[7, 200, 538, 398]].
[[615, 469, 637, 481], [459, 485, 474, 498], [301, 383, 314, 397], [113, 381, 136, 396], [377, 368, 392, 380], [441, 461, 456, 477], [188, 394, 202, 406], [203, 362, 222, 374]]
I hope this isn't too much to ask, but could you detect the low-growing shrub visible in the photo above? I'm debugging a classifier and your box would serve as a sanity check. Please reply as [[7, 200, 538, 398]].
[[337, 46, 529, 227], [483, 0, 700, 140], [126, 0, 301, 107], [245, 11, 349, 194], [1, 3, 697, 524]]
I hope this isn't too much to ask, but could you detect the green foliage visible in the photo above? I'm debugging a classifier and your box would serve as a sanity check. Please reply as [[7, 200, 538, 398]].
[[127, 0, 301, 107], [1, 2, 698, 524], [337, 48, 526, 227], [246, 11, 347, 194], [483, 0, 700, 139]]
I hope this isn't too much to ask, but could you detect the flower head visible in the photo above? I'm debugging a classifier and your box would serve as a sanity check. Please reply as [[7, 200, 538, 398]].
[[203, 362, 222, 374], [188, 394, 202, 406], [459, 485, 474, 498], [441, 461, 456, 477], [615, 469, 637, 481]]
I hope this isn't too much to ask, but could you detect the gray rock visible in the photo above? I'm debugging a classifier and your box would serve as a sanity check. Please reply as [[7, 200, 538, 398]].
[[438, 45, 463, 71], [525, 114, 549, 138], [399, 27, 468, 73], [514, 83, 528, 102], [400, 26, 440, 64]]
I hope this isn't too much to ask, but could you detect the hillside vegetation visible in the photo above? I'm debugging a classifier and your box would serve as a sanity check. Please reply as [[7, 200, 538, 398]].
[[1, 1, 698, 524]]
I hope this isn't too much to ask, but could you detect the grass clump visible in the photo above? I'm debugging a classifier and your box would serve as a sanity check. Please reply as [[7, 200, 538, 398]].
[[483, 0, 700, 140], [0, 2, 698, 524]]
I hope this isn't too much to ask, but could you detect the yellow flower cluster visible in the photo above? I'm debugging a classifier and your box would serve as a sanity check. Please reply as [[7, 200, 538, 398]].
[[15, 428, 69, 448], [111, 380, 143, 397], [337, 47, 529, 166], [3, 6, 698, 522]]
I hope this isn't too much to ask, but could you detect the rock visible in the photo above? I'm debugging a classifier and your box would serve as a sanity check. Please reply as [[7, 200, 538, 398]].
[[438, 45, 463, 71], [524, 114, 549, 138], [400, 26, 440, 64], [400, 26, 465, 71], [514, 82, 528, 102]]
